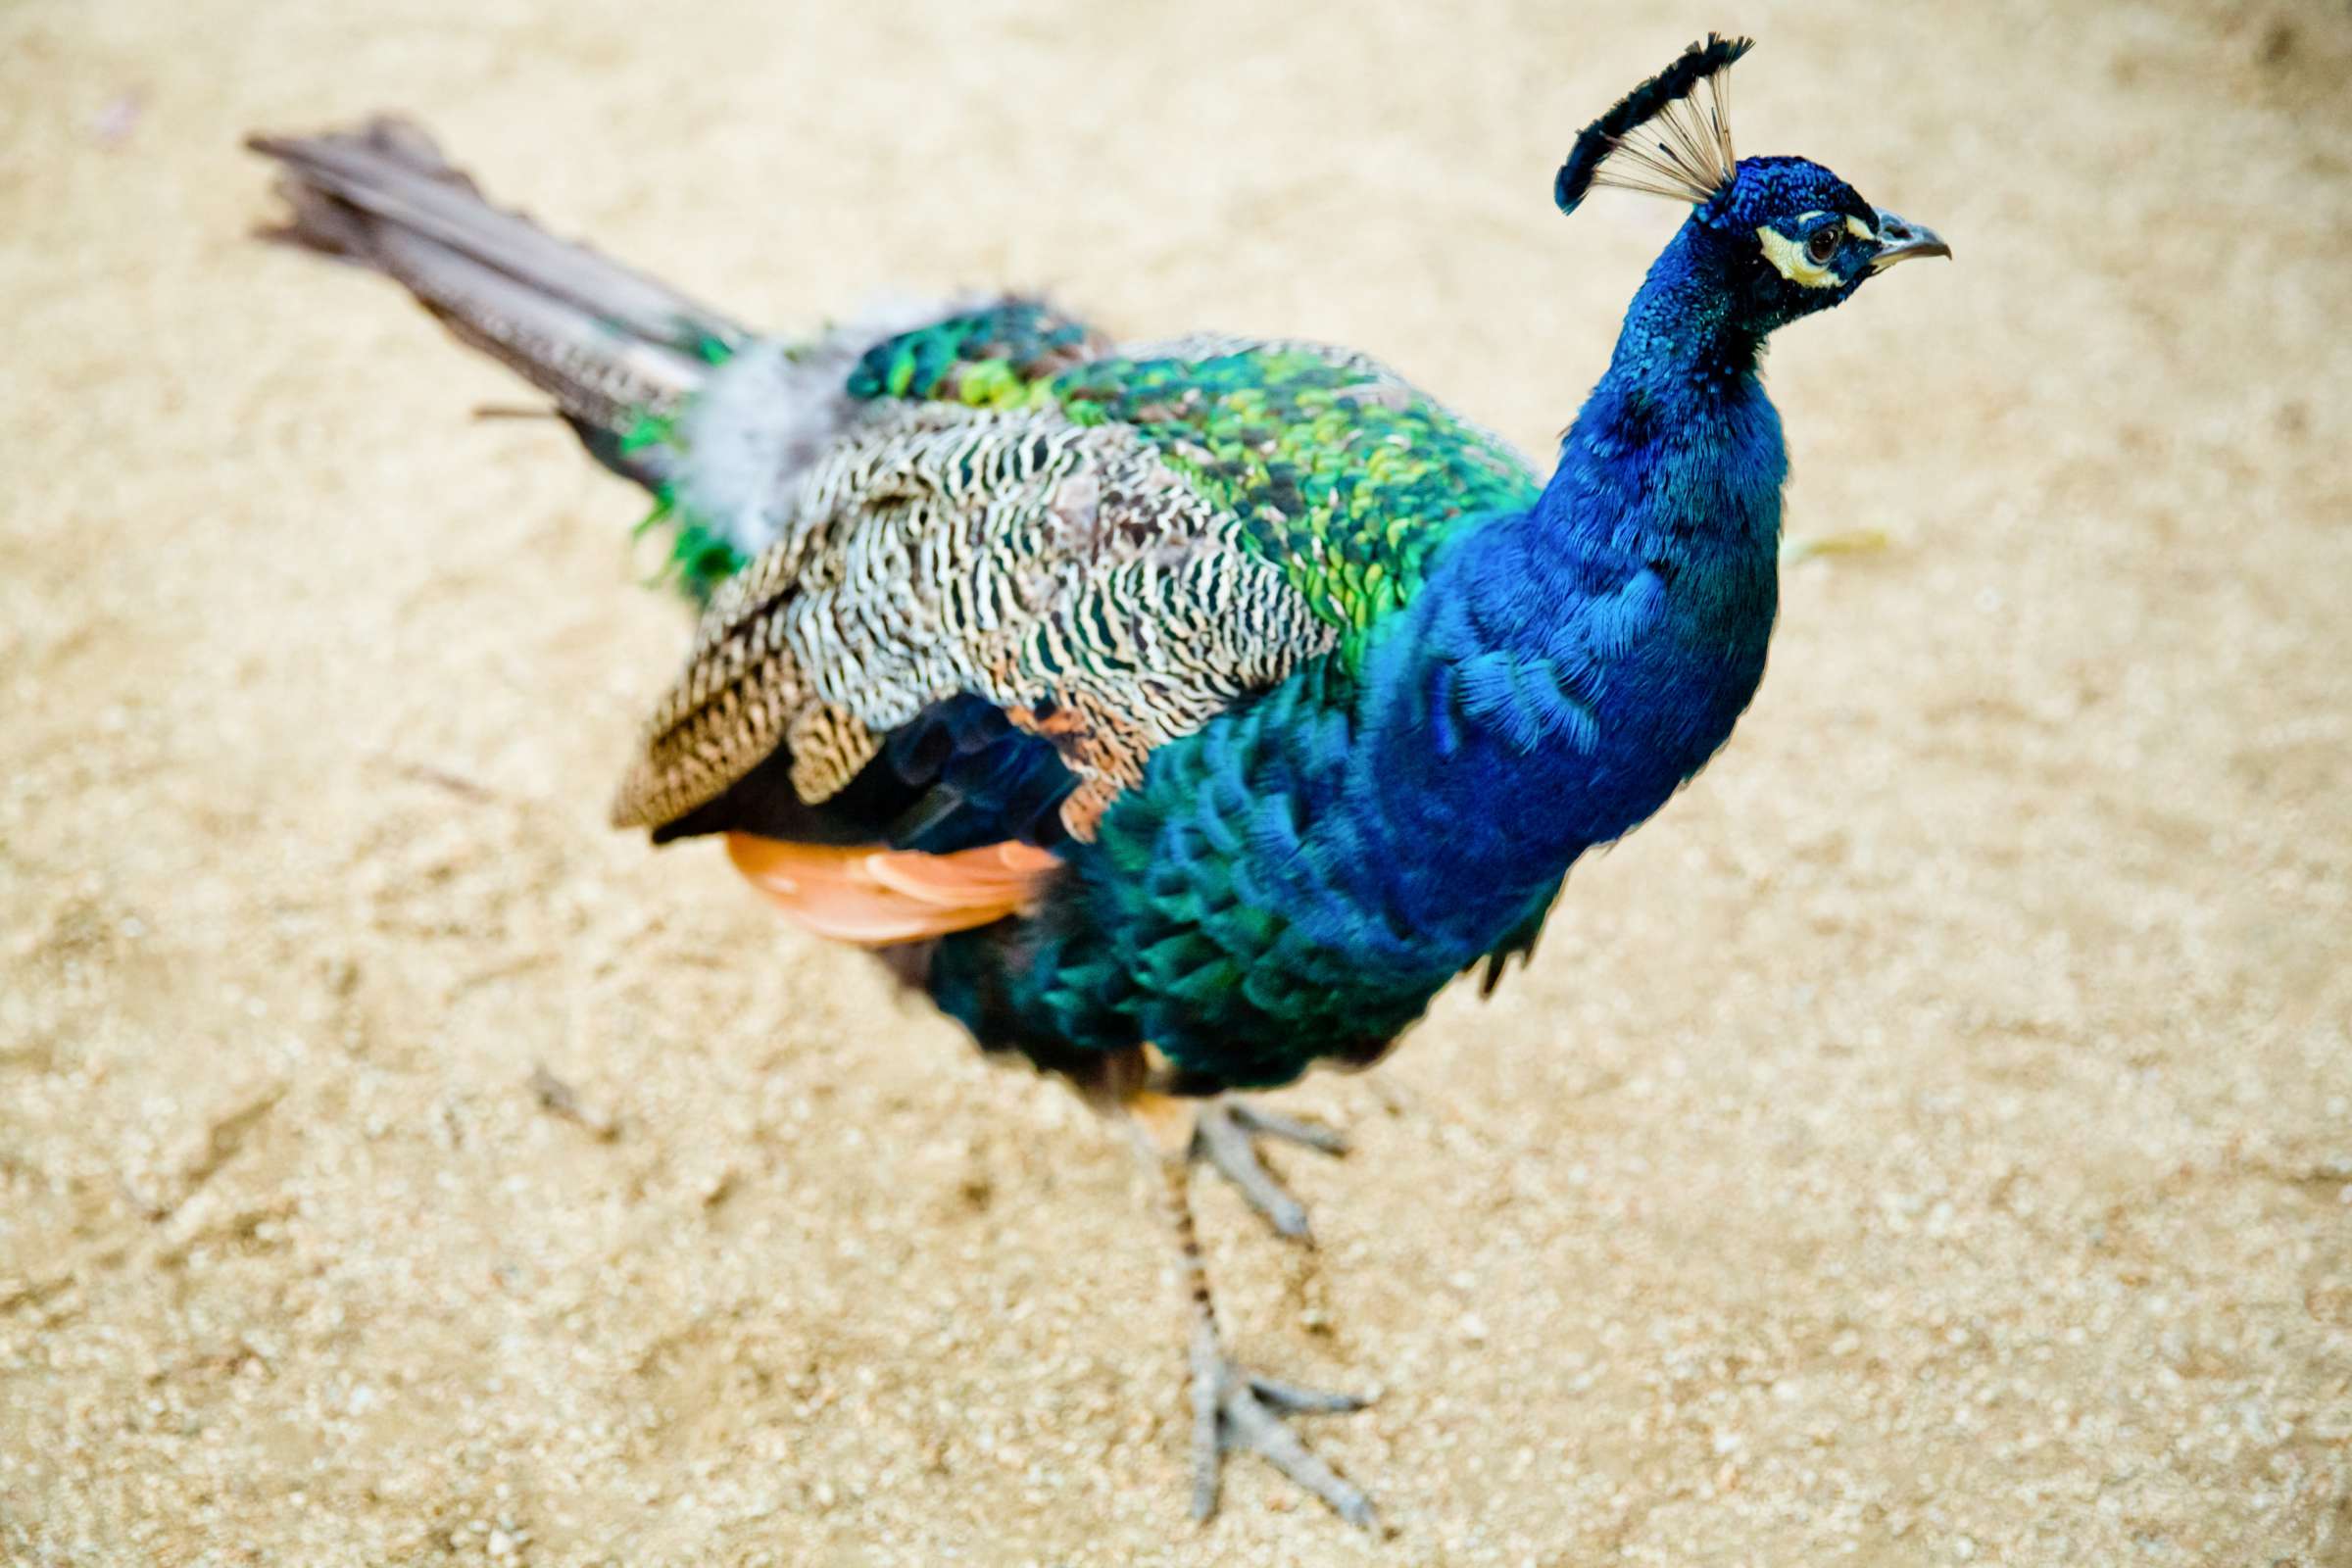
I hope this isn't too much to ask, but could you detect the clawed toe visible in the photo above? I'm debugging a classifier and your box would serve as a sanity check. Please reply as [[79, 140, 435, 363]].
[[1246, 1374, 1371, 1416], [1191, 1098, 1348, 1240], [1190, 1320, 1376, 1528]]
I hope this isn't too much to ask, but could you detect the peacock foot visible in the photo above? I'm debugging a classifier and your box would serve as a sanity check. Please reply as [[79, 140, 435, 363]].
[[1190, 1097, 1348, 1241], [1187, 1314, 1376, 1528]]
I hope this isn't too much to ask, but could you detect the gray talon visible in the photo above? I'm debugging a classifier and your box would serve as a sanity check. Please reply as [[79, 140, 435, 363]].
[[1191, 1098, 1347, 1240], [1189, 1319, 1376, 1528], [1228, 1101, 1349, 1155], [1248, 1375, 1371, 1415]]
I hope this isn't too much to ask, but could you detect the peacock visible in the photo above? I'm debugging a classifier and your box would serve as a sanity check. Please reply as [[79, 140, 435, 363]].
[[250, 35, 1945, 1528]]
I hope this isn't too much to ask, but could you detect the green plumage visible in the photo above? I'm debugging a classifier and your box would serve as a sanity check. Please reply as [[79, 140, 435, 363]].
[[1048, 347, 1536, 645], [624, 400, 749, 600], [844, 305, 1539, 649], [845, 300, 1102, 407]]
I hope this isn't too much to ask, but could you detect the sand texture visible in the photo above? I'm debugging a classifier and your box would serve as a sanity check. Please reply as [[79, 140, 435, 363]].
[[4, 1, 2350, 1563]]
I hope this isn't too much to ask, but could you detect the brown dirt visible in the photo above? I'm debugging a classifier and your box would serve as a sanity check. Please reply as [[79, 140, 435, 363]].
[[5, 1, 2350, 1563]]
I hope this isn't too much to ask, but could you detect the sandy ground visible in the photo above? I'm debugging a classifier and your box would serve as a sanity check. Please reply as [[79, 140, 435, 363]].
[[4, 1, 2350, 1563]]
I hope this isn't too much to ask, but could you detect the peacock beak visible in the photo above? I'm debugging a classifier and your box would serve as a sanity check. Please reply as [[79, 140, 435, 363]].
[[1868, 209, 1951, 270]]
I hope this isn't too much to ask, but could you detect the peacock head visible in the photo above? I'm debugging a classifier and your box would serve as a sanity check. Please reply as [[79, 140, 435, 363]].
[[1554, 36, 1949, 335]]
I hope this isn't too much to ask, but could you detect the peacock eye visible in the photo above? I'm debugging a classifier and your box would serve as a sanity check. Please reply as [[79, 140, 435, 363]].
[[1806, 225, 1843, 265]]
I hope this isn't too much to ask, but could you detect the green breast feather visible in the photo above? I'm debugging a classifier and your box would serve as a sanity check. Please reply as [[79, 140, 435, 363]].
[[847, 304, 1540, 648]]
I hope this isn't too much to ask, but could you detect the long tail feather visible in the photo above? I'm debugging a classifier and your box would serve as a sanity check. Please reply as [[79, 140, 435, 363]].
[[247, 118, 747, 485]]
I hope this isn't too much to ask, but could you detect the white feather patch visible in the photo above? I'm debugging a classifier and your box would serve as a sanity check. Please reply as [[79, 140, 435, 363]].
[[1756, 226, 1840, 289], [673, 294, 999, 559]]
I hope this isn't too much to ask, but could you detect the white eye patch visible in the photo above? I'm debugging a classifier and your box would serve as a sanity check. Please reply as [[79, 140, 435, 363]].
[[1756, 225, 1840, 288]]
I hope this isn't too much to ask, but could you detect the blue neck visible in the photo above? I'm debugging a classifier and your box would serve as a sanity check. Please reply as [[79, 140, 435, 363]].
[[1342, 218, 1790, 956], [1547, 218, 1782, 551], [1590, 218, 1770, 411]]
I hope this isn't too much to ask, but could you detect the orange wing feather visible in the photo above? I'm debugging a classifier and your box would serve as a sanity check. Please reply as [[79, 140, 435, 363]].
[[724, 833, 1059, 946]]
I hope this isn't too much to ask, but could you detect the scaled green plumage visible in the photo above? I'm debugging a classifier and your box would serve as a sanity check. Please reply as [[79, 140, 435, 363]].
[[1049, 347, 1536, 642], [838, 304, 1540, 647]]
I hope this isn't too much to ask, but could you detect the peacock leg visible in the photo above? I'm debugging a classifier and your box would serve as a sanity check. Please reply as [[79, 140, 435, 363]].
[[1131, 1097, 1376, 1528], [1190, 1097, 1348, 1241]]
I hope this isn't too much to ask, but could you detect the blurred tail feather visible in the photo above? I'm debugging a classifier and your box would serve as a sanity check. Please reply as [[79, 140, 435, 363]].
[[247, 118, 745, 485]]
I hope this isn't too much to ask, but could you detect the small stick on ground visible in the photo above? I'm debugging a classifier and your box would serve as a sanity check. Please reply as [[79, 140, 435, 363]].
[[527, 1063, 618, 1142]]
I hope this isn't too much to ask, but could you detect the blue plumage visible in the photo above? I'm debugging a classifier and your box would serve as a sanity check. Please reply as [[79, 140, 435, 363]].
[[939, 151, 1946, 1090]]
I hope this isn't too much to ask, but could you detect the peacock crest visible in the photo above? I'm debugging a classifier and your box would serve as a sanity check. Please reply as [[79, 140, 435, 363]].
[[1553, 33, 1752, 216]]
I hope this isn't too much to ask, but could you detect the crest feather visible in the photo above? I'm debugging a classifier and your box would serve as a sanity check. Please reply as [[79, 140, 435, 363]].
[[1554, 34, 1754, 217]]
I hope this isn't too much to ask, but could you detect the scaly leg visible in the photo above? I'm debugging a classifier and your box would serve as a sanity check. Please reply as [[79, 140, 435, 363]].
[[1191, 1096, 1348, 1241], [1133, 1096, 1376, 1528]]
